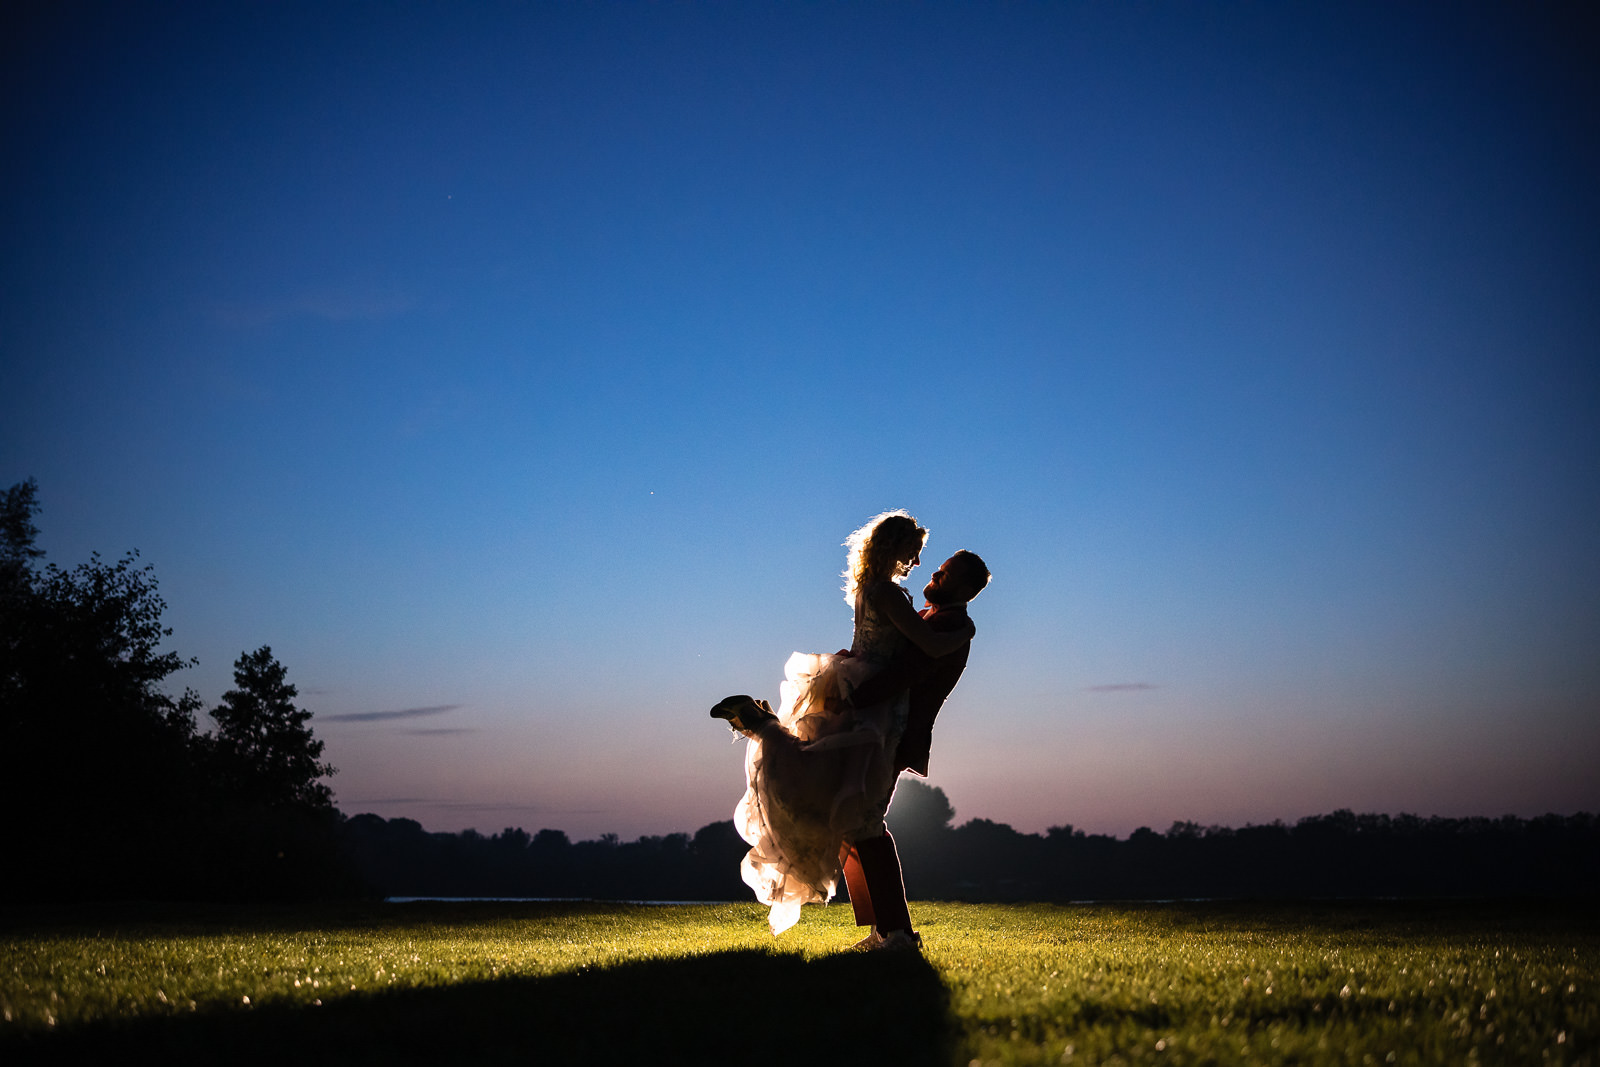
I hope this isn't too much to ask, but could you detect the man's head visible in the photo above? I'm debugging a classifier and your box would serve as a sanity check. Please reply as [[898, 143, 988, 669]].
[[923, 550, 991, 606]]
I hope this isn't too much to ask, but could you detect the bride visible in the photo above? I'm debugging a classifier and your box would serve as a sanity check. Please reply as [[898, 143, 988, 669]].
[[710, 510, 974, 934]]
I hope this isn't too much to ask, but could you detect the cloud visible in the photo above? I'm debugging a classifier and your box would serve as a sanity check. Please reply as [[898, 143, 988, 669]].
[[431, 802, 614, 814], [1085, 683, 1161, 692], [401, 728, 476, 736], [212, 289, 412, 328], [323, 704, 462, 723]]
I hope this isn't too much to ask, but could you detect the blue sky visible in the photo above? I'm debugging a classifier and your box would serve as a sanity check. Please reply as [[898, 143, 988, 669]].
[[4, 2, 1596, 840]]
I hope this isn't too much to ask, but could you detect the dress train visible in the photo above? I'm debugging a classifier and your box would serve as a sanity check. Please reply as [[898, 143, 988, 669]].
[[733, 652, 907, 934]]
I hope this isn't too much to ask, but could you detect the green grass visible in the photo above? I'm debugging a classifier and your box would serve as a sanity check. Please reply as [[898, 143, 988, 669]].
[[3, 900, 1595, 1065]]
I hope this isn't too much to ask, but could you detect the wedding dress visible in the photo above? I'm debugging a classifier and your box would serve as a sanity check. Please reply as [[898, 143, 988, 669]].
[[733, 584, 911, 934]]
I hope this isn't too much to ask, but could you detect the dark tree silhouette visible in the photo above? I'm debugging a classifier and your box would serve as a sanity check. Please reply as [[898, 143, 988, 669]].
[[193, 645, 348, 899], [1, 481, 351, 901], [0, 488, 198, 753], [887, 778, 955, 840], [209, 646, 335, 812], [0, 477, 45, 597], [1, 478, 205, 899]]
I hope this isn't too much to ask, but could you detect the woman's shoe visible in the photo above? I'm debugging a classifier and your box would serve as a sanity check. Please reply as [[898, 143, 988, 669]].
[[710, 695, 777, 737]]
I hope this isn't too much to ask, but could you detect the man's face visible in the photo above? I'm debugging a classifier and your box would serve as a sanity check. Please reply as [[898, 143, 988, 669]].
[[923, 556, 974, 606]]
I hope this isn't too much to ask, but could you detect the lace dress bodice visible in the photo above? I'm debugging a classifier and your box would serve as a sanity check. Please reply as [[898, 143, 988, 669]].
[[850, 583, 911, 666]]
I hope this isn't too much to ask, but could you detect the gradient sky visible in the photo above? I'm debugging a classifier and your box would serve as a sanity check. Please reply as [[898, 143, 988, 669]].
[[4, 2, 1597, 841]]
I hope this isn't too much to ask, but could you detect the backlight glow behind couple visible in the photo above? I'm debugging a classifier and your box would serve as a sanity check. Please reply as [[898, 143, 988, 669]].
[[711, 510, 990, 949]]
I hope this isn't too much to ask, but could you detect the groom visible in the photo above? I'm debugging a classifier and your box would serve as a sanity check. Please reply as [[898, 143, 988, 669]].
[[840, 549, 990, 950]]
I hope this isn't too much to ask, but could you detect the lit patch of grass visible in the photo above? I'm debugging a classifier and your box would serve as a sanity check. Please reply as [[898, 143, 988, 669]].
[[0, 902, 787, 1028], [919, 902, 1598, 1065], [2, 901, 1595, 1065]]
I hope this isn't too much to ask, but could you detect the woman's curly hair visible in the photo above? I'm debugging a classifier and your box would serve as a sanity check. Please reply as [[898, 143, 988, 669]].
[[842, 510, 929, 604]]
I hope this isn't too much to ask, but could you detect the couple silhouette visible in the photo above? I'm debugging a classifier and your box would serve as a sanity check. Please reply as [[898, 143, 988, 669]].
[[711, 510, 990, 945]]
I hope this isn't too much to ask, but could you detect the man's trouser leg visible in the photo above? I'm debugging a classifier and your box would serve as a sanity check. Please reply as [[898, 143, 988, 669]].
[[850, 826, 913, 935]]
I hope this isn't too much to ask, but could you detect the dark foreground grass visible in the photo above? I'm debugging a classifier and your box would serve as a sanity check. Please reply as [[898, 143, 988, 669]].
[[2, 899, 1595, 1065]]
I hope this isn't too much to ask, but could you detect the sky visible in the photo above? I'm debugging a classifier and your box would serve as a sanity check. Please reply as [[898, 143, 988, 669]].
[[3, 1, 1597, 842]]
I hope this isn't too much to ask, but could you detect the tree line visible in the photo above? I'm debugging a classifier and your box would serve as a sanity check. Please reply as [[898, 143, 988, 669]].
[[885, 783, 1599, 901], [337, 780, 1599, 902], [4, 477, 1594, 904]]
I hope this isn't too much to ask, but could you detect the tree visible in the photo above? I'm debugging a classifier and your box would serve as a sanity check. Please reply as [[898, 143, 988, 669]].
[[197, 646, 349, 899], [0, 481, 204, 900], [209, 645, 335, 812], [885, 779, 958, 895], [1, 481, 358, 900], [887, 779, 956, 842], [0, 477, 44, 598]]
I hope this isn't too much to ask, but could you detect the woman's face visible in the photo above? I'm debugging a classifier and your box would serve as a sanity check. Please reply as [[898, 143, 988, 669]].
[[894, 542, 922, 578]]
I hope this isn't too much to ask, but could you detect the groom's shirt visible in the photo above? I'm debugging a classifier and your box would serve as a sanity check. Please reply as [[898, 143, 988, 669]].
[[847, 602, 972, 777], [896, 602, 971, 777]]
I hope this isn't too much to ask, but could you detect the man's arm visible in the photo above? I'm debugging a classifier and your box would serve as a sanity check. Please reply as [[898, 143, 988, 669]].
[[847, 607, 972, 708], [865, 583, 974, 658], [893, 611, 972, 776]]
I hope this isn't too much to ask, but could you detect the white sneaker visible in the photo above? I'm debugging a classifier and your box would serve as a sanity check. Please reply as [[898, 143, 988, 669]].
[[852, 930, 885, 951], [877, 930, 922, 952]]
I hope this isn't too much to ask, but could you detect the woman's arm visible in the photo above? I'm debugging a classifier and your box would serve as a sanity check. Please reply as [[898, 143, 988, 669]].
[[866, 582, 974, 657]]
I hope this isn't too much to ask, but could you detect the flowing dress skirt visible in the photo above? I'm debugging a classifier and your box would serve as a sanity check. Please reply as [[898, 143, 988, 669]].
[[733, 651, 908, 934]]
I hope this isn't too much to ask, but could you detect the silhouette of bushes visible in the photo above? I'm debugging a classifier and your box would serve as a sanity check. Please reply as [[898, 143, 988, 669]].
[[337, 798, 1598, 903], [340, 816, 749, 900], [885, 783, 1599, 901]]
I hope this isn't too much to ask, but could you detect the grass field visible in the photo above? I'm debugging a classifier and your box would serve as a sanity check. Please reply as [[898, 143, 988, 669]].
[[3, 900, 1595, 1065]]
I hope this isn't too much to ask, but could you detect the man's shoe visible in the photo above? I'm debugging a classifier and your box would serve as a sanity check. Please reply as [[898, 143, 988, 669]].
[[710, 695, 777, 736], [851, 930, 884, 951], [877, 929, 922, 953]]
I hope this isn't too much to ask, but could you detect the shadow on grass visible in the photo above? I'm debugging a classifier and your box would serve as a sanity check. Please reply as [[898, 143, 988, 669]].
[[4, 947, 954, 1066]]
